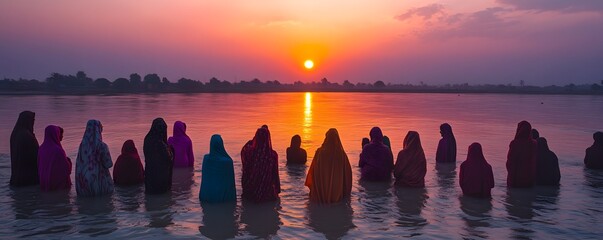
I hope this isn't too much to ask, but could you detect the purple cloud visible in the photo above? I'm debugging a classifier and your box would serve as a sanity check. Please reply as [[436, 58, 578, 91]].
[[395, 4, 445, 21], [497, 0, 603, 12]]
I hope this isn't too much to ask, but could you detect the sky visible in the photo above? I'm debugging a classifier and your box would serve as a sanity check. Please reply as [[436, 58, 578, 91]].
[[1, 0, 602, 86]]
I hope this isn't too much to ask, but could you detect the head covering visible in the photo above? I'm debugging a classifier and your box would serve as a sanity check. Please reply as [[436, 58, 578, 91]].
[[113, 140, 144, 186], [290, 135, 302, 149], [10, 111, 40, 186], [459, 143, 494, 197], [200, 134, 236, 202], [535, 137, 560, 186], [515, 121, 532, 140], [144, 118, 173, 194], [369, 127, 384, 143], [594, 132, 603, 145], [75, 119, 114, 196], [362, 138, 370, 148], [359, 127, 393, 181], [394, 131, 426, 187], [287, 135, 307, 164], [585, 131, 603, 169], [305, 128, 352, 203], [241, 127, 280, 202], [531, 129, 540, 139], [168, 121, 195, 168], [38, 125, 71, 191], [506, 120, 537, 188], [436, 123, 457, 163]]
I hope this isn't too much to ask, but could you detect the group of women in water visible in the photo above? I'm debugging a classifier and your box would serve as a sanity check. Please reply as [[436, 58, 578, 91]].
[[8, 110, 603, 205]]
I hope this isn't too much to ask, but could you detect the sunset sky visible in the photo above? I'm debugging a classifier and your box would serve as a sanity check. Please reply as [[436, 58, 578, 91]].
[[1, 1, 602, 85]]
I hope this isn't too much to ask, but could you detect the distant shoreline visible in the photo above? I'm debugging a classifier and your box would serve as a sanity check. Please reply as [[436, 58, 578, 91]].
[[1, 89, 602, 96], [2, 71, 602, 96]]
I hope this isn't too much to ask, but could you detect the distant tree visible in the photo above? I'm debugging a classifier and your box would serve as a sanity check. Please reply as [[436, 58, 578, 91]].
[[321, 78, 329, 85], [143, 73, 161, 90], [250, 78, 261, 84], [76, 71, 87, 80], [520, 80, 525, 87], [564, 83, 576, 92], [129, 73, 142, 88], [162, 77, 170, 85], [601, 80, 603, 85], [374, 80, 386, 88], [94, 78, 111, 89], [591, 83, 601, 91], [343, 80, 354, 88], [113, 78, 130, 90]]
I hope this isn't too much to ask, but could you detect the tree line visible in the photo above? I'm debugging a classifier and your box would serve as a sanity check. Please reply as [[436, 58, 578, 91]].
[[1, 71, 602, 95]]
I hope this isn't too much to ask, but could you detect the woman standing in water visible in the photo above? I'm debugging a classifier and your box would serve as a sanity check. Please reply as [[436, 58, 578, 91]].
[[436, 123, 457, 163], [10, 111, 40, 187], [305, 128, 352, 203], [286, 135, 307, 164], [241, 127, 280, 202], [144, 118, 174, 194], [38, 125, 72, 191], [75, 120, 114, 196], [585, 132, 603, 169], [113, 140, 145, 186], [168, 121, 195, 168], [506, 121, 538, 188], [359, 127, 393, 181], [394, 131, 427, 188], [459, 143, 494, 198], [200, 134, 236, 202]]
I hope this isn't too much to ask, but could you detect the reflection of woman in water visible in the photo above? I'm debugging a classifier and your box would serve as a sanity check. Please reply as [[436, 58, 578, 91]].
[[459, 195, 493, 239], [199, 201, 238, 239], [241, 199, 281, 238], [394, 187, 428, 230], [76, 196, 117, 236], [307, 200, 355, 239], [505, 188, 537, 239], [145, 193, 175, 228]]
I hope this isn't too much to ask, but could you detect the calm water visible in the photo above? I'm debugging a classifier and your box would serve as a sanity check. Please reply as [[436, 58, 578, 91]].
[[0, 92, 602, 239]]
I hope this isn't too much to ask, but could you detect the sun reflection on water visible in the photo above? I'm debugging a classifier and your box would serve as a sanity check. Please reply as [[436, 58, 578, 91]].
[[303, 92, 312, 149]]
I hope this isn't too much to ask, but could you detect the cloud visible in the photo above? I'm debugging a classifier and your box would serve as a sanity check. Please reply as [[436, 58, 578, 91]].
[[496, 0, 603, 12], [395, 3, 445, 21]]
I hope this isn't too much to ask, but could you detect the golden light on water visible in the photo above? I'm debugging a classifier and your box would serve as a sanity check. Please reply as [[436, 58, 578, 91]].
[[303, 92, 312, 145]]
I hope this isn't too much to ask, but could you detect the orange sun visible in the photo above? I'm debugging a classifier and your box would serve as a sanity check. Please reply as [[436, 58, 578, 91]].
[[304, 59, 314, 70]]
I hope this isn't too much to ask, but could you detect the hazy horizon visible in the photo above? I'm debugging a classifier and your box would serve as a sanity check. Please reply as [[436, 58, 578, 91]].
[[1, 1, 602, 86]]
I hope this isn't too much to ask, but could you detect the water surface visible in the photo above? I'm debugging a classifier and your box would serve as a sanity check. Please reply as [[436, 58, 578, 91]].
[[0, 93, 602, 239]]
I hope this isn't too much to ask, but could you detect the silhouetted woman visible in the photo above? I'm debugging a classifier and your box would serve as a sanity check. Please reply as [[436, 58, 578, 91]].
[[436, 123, 457, 163], [394, 131, 426, 187], [200, 134, 236, 202], [75, 120, 114, 196], [241, 127, 280, 202], [459, 143, 494, 198], [359, 127, 394, 181], [506, 120, 538, 188], [534, 137, 560, 186], [168, 121, 195, 168], [305, 128, 352, 203], [38, 125, 72, 191], [144, 118, 173, 194], [585, 132, 603, 169], [113, 140, 144, 186], [287, 135, 307, 165], [10, 111, 40, 186]]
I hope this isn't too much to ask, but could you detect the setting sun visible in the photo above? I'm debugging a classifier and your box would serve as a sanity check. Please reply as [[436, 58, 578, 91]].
[[304, 59, 314, 70]]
